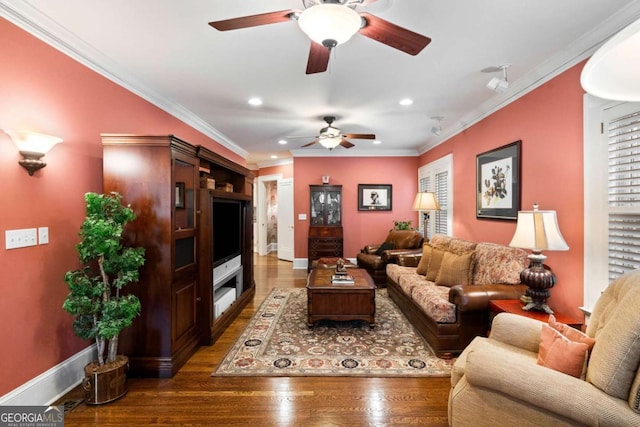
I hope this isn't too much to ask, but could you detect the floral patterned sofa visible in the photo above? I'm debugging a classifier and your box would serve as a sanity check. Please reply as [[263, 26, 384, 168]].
[[386, 234, 529, 358]]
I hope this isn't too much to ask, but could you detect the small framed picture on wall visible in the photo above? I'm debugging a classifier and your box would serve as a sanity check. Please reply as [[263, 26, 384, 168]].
[[358, 184, 392, 211]]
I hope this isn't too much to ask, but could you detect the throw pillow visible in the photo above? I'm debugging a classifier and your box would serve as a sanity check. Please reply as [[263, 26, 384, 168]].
[[416, 244, 432, 276], [537, 324, 589, 378], [434, 250, 474, 287], [375, 241, 395, 256], [548, 315, 596, 349], [426, 246, 447, 281]]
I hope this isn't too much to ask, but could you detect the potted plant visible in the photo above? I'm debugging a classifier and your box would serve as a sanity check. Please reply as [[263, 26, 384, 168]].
[[392, 220, 414, 230], [63, 192, 145, 405]]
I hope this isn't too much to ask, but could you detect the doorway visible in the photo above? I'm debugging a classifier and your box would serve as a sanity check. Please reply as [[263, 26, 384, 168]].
[[256, 174, 294, 261]]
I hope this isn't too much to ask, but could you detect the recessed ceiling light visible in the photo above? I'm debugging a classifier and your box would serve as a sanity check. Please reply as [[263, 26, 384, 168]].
[[248, 97, 263, 106], [373, 140, 382, 145], [278, 139, 288, 145], [270, 155, 278, 159], [399, 98, 413, 106]]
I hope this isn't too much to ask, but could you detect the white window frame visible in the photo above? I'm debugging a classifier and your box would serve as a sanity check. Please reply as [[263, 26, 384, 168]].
[[583, 94, 640, 313], [418, 154, 453, 238]]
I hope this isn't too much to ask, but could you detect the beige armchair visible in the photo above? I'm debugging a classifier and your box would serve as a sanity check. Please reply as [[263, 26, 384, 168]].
[[449, 270, 640, 426]]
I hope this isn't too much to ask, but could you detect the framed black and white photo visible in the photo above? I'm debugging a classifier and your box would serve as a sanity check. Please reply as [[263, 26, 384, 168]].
[[476, 140, 521, 220], [358, 184, 392, 211]]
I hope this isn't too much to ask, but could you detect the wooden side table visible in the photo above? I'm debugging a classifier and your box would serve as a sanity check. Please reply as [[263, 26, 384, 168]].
[[489, 299, 583, 330]]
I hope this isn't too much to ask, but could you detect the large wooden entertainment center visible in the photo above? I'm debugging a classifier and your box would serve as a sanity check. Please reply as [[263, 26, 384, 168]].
[[102, 134, 255, 377]]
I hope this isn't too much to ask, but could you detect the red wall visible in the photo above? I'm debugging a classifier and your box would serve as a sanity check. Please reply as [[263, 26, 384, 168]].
[[257, 162, 293, 179], [420, 63, 586, 319], [293, 157, 420, 258], [0, 18, 243, 396]]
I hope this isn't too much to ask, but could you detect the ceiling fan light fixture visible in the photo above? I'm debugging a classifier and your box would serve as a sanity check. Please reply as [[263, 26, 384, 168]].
[[319, 135, 342, 150], [298, 4, 362, 48]]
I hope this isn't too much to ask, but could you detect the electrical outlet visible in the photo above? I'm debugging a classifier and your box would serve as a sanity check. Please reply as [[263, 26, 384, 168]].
[[5, 228, 38, 250], [38, 227, 49, 244]]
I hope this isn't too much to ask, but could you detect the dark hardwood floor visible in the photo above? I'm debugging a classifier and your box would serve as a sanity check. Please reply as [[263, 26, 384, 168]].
[[58, 254, 451, 426]]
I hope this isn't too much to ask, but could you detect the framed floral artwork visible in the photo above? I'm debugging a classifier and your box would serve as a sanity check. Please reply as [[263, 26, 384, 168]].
[[476, 140, 521, 220]]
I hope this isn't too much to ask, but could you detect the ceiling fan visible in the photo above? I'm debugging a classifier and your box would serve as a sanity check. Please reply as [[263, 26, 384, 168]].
[[209, 0, 431, 74], [296, 116, 376, 150]]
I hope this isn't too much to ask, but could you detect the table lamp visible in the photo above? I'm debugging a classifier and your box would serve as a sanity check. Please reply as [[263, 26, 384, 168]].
[[412, 192, 440, 238], [508, 204, 569, 314]]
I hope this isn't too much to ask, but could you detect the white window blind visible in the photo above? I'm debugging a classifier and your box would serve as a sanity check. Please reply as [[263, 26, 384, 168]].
[[607, 109, 640, 280], [418, 154, 453, 239]]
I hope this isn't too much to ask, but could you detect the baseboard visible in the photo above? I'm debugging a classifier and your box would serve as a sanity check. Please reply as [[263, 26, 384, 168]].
[[0, 344, 97, 405]]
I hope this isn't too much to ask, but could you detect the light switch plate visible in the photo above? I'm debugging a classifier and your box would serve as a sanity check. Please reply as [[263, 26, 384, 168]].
[[5, 228, 38, 249], [298, 214, 307, 220], [38, 227, 49, 244]]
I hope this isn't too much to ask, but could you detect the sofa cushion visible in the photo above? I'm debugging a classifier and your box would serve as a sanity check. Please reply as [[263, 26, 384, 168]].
[[411, 284, 457, 323], [586, 270, 640, 401], [472, 242, 529, 285], [537, 324, 589, 378], [429, 234, 477, 253], [385, 264, 417, 285], [435, 250, 475, 287], [396, 272, 429, 299]]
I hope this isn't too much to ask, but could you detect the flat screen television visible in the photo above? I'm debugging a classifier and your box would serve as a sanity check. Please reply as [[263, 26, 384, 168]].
[[212, 198, 243, 267]]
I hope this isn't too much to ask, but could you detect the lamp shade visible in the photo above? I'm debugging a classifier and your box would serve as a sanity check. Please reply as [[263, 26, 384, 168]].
[[509, 205, 569, 252], [298, 4, 362, 47], [412, 192, 440, 211], [581, 16, 640, 101], [5, 130, 62, 154]]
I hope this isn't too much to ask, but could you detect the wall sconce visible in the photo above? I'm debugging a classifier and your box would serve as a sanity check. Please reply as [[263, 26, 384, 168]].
[[4, 130, 63, 176]]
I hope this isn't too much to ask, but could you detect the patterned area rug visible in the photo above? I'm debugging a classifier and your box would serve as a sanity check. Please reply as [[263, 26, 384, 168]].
[[213, 288, 454, 377]]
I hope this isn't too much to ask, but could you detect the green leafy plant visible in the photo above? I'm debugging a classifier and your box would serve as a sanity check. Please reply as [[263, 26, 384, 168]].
[[63, 192, 145, 366], [392, 220, 414, 230]]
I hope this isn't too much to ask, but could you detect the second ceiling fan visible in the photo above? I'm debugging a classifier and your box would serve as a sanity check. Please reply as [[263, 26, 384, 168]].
[[209, 0, 431, 74], [297, 116, 376, 150]]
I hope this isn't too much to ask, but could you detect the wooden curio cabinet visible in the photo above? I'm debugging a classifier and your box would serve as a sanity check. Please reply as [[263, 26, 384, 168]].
[[308, 185, 343, 269]]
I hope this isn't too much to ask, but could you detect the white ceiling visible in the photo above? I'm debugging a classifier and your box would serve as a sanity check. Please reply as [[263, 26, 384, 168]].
[[3, 0, 640, 168]]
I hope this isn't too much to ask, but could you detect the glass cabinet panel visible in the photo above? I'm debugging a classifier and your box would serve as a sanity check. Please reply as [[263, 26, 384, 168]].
[[309, 185, 342, 226], [175, 158, 196, 230]]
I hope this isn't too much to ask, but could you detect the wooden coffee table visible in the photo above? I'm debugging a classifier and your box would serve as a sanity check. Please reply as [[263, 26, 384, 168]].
[[306, 268, 376, 326]]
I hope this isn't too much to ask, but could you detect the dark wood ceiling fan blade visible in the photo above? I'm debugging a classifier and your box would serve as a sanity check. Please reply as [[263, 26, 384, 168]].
[[340, 139, 355, 149], [209, 10, 295, 31], [358, 13, 431, 56], [301, 140, 319, 148], [306, 42, 331, 74], [343, 133, 376, 140]]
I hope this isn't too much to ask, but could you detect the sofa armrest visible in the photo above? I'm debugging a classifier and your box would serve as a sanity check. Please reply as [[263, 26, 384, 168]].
[[396, 253, 422, 267], [381, 248, 423, 263], [449, 284, 527, 311], [362, 244, 380, 254], [462, 344, 634, 426]]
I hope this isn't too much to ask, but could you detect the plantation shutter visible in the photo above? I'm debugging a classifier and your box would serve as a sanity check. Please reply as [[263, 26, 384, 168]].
[[418, 155, 452, 239], [607, 108, 640, 281], [434, 171, 448, 235]]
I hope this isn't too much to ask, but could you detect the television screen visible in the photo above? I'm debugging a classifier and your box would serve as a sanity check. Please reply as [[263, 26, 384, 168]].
[[212, 199, 242, 267]]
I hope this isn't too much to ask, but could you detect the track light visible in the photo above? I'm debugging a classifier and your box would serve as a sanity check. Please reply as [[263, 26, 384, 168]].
[[430, 116, 444, 136], [484, 64, 510, 92]]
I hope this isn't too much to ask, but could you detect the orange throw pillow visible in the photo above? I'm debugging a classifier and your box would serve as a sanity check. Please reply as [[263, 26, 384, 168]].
[[548, 315, 596, 350], [537, 324, 589, 378]]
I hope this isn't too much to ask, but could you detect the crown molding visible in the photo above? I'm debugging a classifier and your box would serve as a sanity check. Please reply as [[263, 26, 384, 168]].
[[419, 1, 640, 154], [0, 1, 248, 159], [248, 157, 294, 170]]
